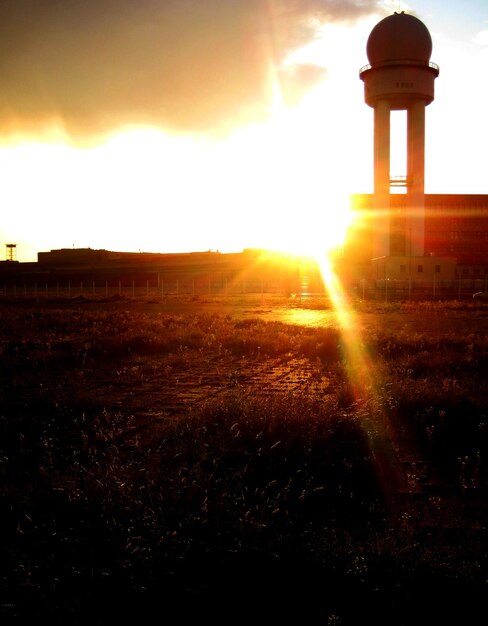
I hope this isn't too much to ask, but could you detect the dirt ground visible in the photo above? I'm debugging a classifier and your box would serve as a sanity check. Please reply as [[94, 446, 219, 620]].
[[2, 294, 488, 615], [6, 294, 488, 446], [16, 294, 488, 504], [30, 291, 488, 332]]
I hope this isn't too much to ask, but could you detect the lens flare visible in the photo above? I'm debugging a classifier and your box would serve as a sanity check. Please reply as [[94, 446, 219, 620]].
[[316, 251, 410, 497]]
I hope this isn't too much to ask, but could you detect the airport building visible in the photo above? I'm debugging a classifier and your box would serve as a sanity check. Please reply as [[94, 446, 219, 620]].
[[346, 193, 488, 280], [0, 246, 323, 299], [344, 12, 488, 290]]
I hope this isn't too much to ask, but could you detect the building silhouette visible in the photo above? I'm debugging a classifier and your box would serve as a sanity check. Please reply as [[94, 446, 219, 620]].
[[0, 246, 324, 298]]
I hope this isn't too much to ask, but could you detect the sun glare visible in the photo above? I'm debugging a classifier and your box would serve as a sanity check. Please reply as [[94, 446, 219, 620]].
[[0, 31, 356, 264]]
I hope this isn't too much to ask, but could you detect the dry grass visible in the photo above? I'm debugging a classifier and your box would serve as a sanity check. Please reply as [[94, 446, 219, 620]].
[[1, 298, 487, 624]]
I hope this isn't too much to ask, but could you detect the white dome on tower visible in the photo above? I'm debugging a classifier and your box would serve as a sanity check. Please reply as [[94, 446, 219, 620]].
[[360, 12, 439, 109], [366, 12, 433, 66]]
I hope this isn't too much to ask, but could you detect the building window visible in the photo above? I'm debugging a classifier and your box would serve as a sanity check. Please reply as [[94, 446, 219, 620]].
[[400, 264, 406, 273], [417, 265, 423, 273], [435, 265, 441, 273]]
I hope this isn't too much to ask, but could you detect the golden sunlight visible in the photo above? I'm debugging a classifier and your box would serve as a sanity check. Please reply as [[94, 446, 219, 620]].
[[0, 12, 377, 263], [0, 61, 354, 263]]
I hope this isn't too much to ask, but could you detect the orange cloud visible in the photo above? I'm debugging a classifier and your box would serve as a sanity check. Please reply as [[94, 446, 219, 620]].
[[0, 0, 376, 141]]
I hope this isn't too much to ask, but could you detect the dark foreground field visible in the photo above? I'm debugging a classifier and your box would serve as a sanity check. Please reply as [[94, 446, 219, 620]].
[[1, 295, 488, 624]]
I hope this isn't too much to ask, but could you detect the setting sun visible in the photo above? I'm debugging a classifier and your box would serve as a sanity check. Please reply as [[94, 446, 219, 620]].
[[0, 1, 369, 264], [0, 86, 354, 262]]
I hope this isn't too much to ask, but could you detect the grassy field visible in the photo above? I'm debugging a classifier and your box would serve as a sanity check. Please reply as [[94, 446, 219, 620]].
[[1, 295, 487, 624]]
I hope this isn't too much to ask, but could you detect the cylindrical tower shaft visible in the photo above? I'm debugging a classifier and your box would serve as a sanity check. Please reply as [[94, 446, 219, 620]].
[[407, 100, 426, 255], [373, 99, 390, 258]]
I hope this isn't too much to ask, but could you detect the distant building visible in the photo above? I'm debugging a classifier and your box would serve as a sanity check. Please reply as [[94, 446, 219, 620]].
[[0, 246, 323, 298], [346, 193, 488, 280]]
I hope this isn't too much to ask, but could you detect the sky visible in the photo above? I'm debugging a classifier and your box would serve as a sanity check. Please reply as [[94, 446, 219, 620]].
[[0, 0, 487, 262]]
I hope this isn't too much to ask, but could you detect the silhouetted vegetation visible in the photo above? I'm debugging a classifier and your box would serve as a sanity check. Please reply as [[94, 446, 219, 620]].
[[1, 299, 487, 624]]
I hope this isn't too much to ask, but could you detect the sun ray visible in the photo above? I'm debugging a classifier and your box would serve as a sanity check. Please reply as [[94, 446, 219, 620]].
[[315, 250, 410, 497]]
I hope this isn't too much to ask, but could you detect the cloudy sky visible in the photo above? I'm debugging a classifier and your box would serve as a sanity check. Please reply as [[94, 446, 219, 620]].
[[0, 0, 487, 261], [0, 0, 373, 138]]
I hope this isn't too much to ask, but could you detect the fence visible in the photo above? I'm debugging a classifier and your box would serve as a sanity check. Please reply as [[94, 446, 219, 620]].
[[357, 278, 488, 301], [1, 276, 486, 302], [0, 277, 292, 300]]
